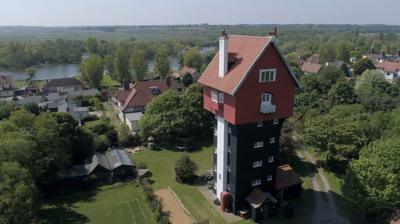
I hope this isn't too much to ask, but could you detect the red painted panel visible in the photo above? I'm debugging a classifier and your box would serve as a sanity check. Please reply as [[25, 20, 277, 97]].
[[234, 44, 296, 124], [202, 44, 296, 125]]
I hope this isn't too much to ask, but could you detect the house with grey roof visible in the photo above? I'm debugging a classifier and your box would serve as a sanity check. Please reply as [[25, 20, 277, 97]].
[[54, 149, 136, 187]]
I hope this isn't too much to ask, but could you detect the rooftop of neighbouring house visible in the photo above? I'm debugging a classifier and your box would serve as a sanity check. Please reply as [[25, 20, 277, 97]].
[[275, 164, 303, 190], [0, 75, 15, 89], [376, 61, 400, 73], [198, 34, 298, 95], [116, 78, 183, 111], [301, 62, 322, 74], [305, 54, 320, 64], [46, 77, 83, 88]]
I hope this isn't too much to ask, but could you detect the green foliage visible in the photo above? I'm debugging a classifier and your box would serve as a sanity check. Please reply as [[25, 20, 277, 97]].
[[89, 97, 104, 111], [295, 90, 320, 114], [299, 73, 319, 92], [25, 67, 36, 83], [8, 109, 35, 130], [318, 42, 336, 63], [175, 155, 198, 183], [139, 84, 211, 143], [343, 138, 400, 218], [336, 42, 351, 63], [85, 37, 99, 54], [0, 102, 15, 120], [23, 102, 39, 115], [328, 80, 356, 104], [154, 48, 170, 79], [182, 72, 193, 87], [114, 42, 131, 81], [81, 54, 103, 88], [0, 162, 37, 224], [352, 58, 375, 76], [317, 65, 345, 94], [130, 49, 148, 81], [355, 70, 395, 111], [183, 48, 203, 71]]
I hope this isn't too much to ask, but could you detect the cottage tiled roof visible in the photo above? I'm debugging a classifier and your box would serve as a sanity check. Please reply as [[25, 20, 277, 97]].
[[301, 62, 322, 74], [46, 78, 82, 88], [376, 62, 400, 73], [121, 80, 170, 111], [275, 164, 303, 190], [305, 54, 320, 64], [198, 35, 298, 95]]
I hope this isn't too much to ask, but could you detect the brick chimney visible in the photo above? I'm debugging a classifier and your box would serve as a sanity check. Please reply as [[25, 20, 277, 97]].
[[123, 80, 130, 91], [219, 30, 229, 78]]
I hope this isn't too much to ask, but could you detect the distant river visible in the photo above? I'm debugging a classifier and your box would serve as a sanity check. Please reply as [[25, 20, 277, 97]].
[[0, 64, 80, 81], [1, 47, 216, 81]]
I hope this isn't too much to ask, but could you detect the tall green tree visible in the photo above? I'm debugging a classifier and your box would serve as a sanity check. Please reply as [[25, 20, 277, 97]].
[[154, 48, 170, 79], [114, 42, 131, 81], [81, 54, 103, 88], [328, 80, 356, 104], [343, 137, 400, 219], [183, 48, 203, 71], [336, 42, 351, 62], [85, 37, 99, 55], [130, 49, 148, 81], [353, 58, 375, 76], [0, 162, 37, 224], [25, 67, 36, 84]]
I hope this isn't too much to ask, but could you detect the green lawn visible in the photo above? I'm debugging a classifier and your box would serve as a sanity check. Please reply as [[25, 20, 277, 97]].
[[39, 183, 157, 224], [101, 74, 120, 88], [133, 146, 228, 224]]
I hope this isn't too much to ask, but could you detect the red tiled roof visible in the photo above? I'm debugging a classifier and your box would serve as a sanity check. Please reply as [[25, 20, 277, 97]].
[[305, 54, 320, 64], [116, 90, 131, 105], [376, 62, 400, 73], [121, 80, 170, 111], [198, 35, 298, 95], [301, 62, 322, 74], [275, 164, 303, 190]]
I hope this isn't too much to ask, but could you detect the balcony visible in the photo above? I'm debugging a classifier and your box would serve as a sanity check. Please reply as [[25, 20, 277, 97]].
[[260, 102, 276, 114]]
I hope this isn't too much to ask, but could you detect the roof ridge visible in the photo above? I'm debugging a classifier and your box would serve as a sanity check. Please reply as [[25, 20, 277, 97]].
[[228, 34, 271, 39]]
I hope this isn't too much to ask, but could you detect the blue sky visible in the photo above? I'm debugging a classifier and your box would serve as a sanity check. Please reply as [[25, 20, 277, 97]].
[[0, 0, 399, 26]]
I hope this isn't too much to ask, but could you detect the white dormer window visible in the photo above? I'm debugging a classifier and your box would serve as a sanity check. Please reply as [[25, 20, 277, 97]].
[[261, 93, 272, 104], [252, 179, 261, 186], [254, 141, 263, 148], [259, 69, 276, 82]]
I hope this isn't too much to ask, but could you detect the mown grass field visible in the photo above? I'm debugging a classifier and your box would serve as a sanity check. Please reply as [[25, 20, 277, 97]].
[[39, 183, 157, 224]]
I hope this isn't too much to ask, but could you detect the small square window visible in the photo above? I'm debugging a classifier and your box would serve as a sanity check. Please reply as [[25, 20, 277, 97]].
[[273, 119, 279, 125], [211, 90, 218, 102], [218, 92, 224, 103], [252, 179, 261, 186], [257, 121, 263, 127], [269, 137, 275, 144], [253, 160, 263, 168], [268, 156, 274, 163], [267, 175, 273, 181], [254, 141, 264, 148], [259, 69, 276, 83]]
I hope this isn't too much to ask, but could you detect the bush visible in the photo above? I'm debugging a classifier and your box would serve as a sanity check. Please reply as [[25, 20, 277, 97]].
[[138, 179, 169, 223], [175, 155, 198, 183]]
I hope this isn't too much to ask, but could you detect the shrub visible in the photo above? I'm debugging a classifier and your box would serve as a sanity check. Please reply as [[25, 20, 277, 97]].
[[175, 155, 198, 183]]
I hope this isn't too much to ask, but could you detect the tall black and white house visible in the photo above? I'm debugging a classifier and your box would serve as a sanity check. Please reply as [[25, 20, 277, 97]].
[[198, 31, 302, 221]]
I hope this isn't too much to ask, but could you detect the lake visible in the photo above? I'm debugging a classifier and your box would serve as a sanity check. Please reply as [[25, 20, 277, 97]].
[[1, 64, 80, 81], [1, 47, 216, 81]]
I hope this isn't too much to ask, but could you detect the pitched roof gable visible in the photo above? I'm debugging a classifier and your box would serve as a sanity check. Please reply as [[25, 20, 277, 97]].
[[198, 35, 299, 95], [376, 61, 400, 73]]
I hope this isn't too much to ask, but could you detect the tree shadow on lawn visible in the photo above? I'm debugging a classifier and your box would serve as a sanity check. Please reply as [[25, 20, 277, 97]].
[[37, 204, 89, 224]]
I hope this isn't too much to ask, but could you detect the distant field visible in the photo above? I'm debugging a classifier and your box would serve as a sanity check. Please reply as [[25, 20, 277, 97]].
[[39, 183, 157, 224]]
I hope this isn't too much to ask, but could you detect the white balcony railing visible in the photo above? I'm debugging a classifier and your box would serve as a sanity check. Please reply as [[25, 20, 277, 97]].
[[260, 102, 276, 114]]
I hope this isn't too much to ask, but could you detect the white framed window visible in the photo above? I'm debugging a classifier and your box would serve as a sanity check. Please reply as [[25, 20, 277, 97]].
[[267, 175, 273, 181], [218, 92, 224, 103], [211, 90, 218, 102], [254, 141, 264, 148], [252, 179, 261, 186], [269, 137, 275, 144], [273, 119, 279, 125], [261, 93, 272, 103], [257, 121, 263, 127], [259, 69, 276, 82], [268, 156, 274, 163], [253, 160, 263, 168]]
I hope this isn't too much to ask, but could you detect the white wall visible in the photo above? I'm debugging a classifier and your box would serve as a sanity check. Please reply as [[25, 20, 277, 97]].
[[215, 116, 228, 199]]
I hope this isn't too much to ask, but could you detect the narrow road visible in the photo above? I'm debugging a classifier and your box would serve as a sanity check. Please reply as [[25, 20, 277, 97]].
[[297, 150, 349, 224]]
